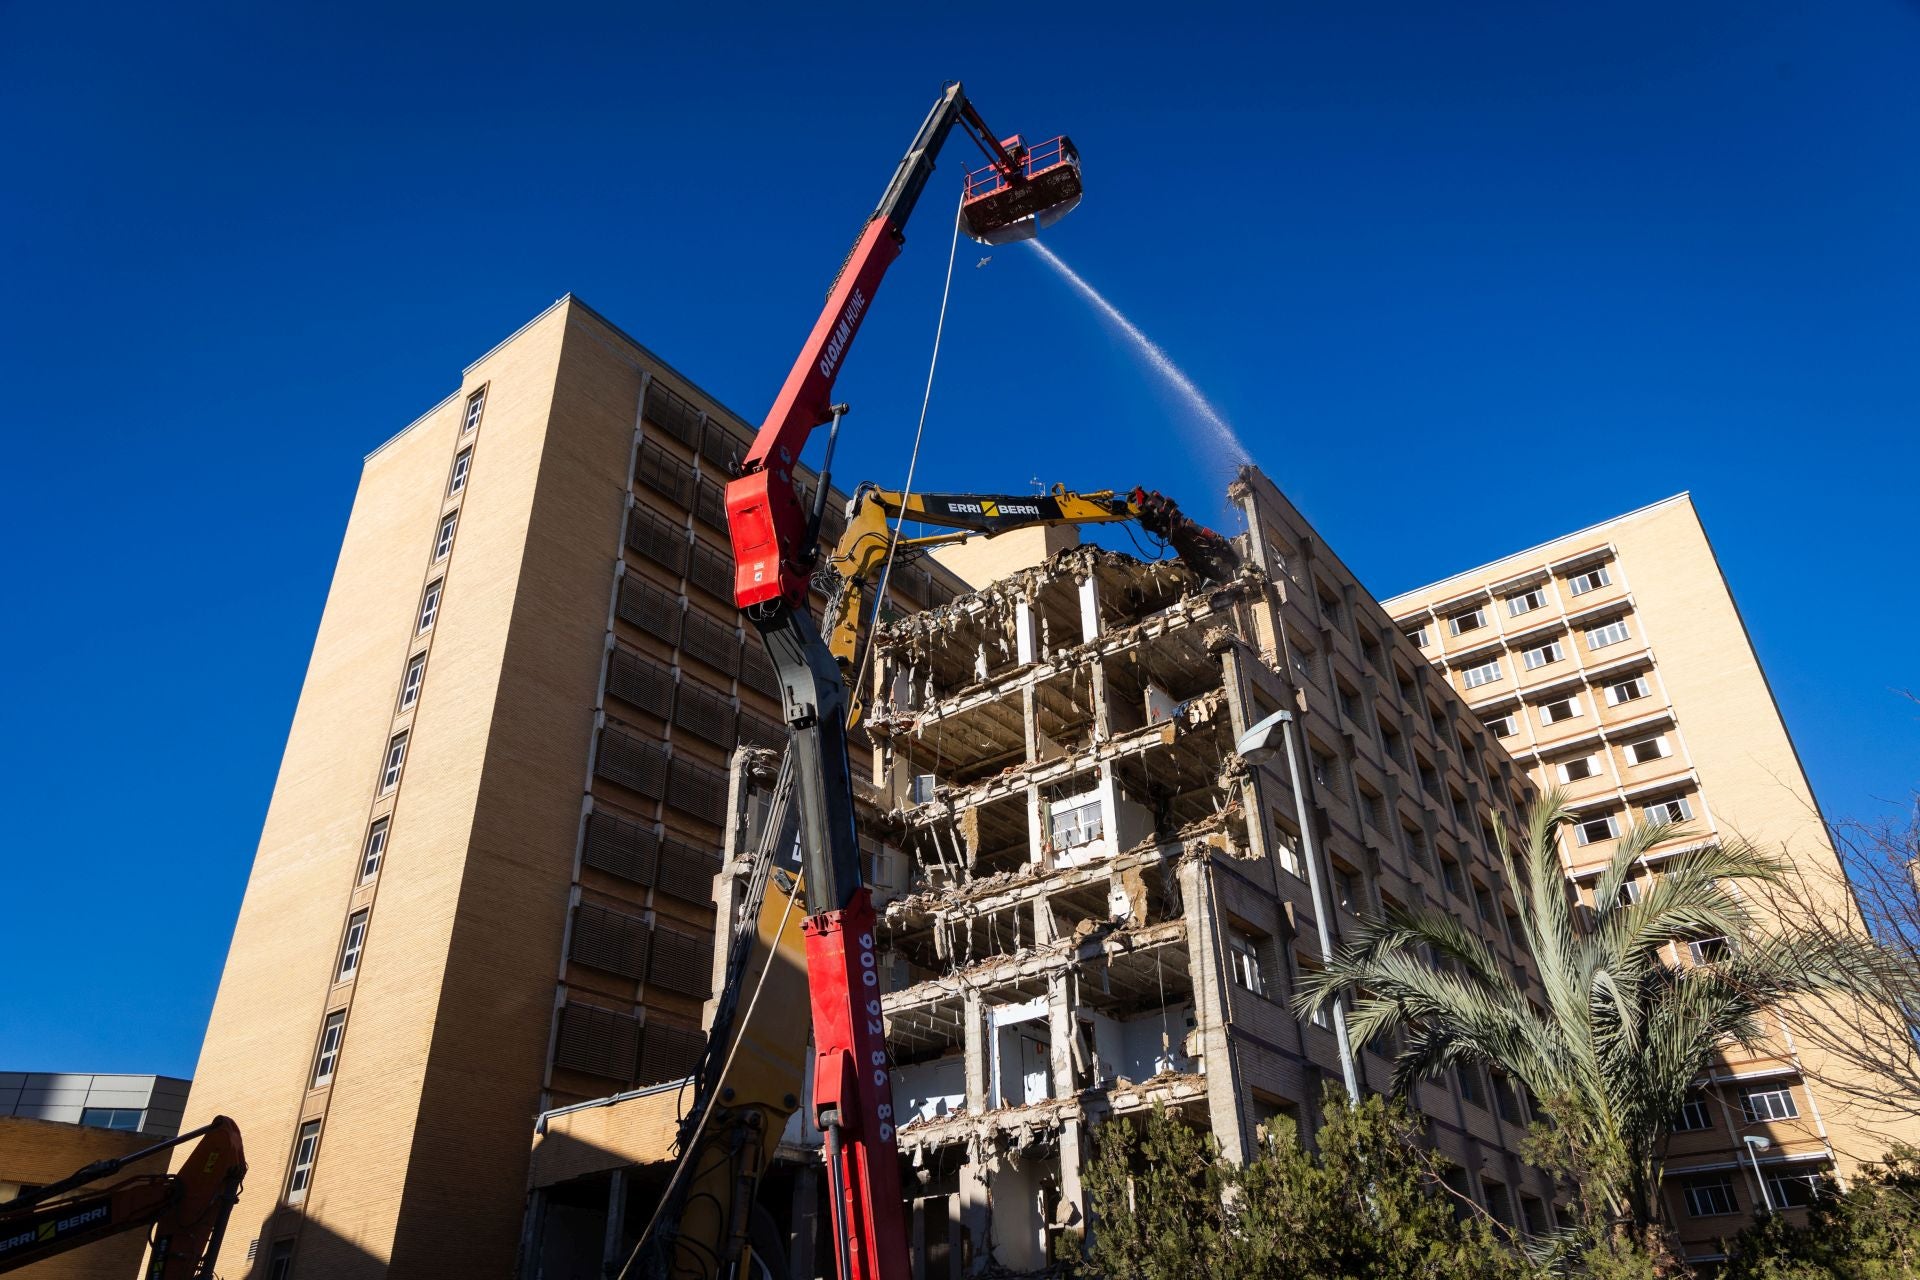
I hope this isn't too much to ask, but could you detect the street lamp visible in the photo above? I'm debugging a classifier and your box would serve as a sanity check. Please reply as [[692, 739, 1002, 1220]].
[[1235, 709, 1361, 1104], [1744, 1134, 1775, 1213]]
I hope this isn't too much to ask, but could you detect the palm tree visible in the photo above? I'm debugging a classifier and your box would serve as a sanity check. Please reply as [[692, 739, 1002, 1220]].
[[1294, 789, 1889, 1252]]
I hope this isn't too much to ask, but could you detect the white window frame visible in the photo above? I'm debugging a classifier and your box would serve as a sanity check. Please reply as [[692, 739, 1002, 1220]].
[[1625, 735, 1671, 765], [1507, 587, 1547, 616], [1672, 1095, 1712, 1132], [1226, 927, 1266, 996], [1449, 607, 1488, 636], [1741, 1085, 1799, 1122], [1273, 825, 1302, 877], [1575, 814, 1620, 845], [287, 1120, 321, 1203], [1684, 1177, 1737, 1217], [1406, 625, 1430, 649], [1558, 755, 1600, 783], [1048, 794, 1105, 850], [337, 910, 370, 982], [417, 581, 443, 633], [1539, 695, 1582, 725], [1567, 565, 1611, 596], [1688, 935, 1728, 965], [448, 448, 472, 495], [379, 734, 408, 793], [312, 1010, 346, 1087], [1522, 639, 1565, 670], [399, 654, 426, 711], [462, 387, 486, 433], [1587, 619, 1632, 650], [359, 818, 389, 883], [1605, 676, 1651, 707], [1765, 1171, 1823, 1209], [1462, 658, 1503, 689], [434, 512, 457, 561], [1644, 796, 1693, 824], [1483, 712, 1517, 738]]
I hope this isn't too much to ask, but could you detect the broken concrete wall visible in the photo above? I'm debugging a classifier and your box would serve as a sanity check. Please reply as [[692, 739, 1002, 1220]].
[[757, 467, 1570, 1276]]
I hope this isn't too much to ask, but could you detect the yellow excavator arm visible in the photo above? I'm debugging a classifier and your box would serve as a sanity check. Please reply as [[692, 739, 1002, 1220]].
[[825, 482, 1240, 722]]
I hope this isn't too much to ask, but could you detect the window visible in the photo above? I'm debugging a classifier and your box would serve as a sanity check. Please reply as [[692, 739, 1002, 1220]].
[[417, 580, 443, 633], [1741, 1085, 1799, 1122], [1440, 857, 1463, 896], [1576, 814, 1620, 845], [1767, 1171, 1824, 1209], [359, 819, 389, 883], [1336, 868, 1363, 912], [1587, 619, 1632, 650], [1483, 712, 1517, 738], [1606, 676, 1651, 706], [1522, 639, 1565, 670], [1270, 822, 1303, 877], [448, 448, 472, 495], [1567, 565, 1611, 595], [312, 1010, 346, 1086], [79, 1107, 142, 1130], [1507, 587, 1547, 616], [287, 1120, 321, 1202], [1227, 927, 1266, 996], [1540, 696, 1581, 725], [1625, 736, 1670, 765], [1048, 795, 1104, 849], [434, 512, 457, 561], [1559, 755, 1599, 783], [1457, 1063, 1483, 1104], [1449, 607, 1488, 636], [1684, 1176, 1738, 1217], [399, 654, 425, 710], [379, 733, 408, 793], [1406, 625, 1430, 649], [462, 387, 486, 433], [1671, 1095, 1713, 1132], [337, 910, 370, 982], [1462, 658, 1503, 690], [1645, 796, 1694, 824], [267, 1240, 296, 1280], [1688, 935, 1729, 964]]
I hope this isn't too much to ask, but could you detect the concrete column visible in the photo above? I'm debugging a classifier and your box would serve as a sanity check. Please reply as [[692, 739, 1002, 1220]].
[[1047, 971, 1088, 1240], [600, 1167, 627, 1279], [1181, 859, 1250, 1163], [958, 1137, 991, 1276], [963, 990, 988, 1114]]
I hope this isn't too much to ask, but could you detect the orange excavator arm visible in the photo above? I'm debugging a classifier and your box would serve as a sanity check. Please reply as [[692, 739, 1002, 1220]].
[[0, 1116, 245, 1278]]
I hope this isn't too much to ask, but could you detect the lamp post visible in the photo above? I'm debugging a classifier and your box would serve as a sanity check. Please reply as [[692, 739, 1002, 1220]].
[[1744, 1134, 1775, 1213], [1235, 709, 1361, 1104]]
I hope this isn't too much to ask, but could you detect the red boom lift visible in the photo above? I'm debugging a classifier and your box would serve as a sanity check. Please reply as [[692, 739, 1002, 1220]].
[[723, 82, 1082, 1280]]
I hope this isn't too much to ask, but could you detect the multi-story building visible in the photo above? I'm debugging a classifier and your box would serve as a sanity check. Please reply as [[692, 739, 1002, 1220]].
[[1383, 493, 1918, 1265], [1, 1072, 191, 1138], [181, 287, 1591, 1278], [177, 295, 972, 1280], [814, 467, 1560, 1273]]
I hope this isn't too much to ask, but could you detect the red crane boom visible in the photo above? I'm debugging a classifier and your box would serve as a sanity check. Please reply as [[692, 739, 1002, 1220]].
[[722, 82, 1081, 1280]]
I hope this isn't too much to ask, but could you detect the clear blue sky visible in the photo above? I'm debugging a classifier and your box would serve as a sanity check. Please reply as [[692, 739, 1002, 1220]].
[[4, 2, 1917, 1079]]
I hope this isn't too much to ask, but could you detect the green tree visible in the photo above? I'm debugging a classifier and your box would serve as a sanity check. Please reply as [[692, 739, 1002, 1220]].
[[1721, 1146, 1920, 1280], [1292, 790, 1889, 1263], [1079, 1094, 1534, 1279], [1079, 1102, 1229, 1280]]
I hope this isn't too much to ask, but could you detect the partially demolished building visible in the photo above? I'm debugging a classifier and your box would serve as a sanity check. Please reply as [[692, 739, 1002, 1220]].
[[844, 466, 1560, 1273]]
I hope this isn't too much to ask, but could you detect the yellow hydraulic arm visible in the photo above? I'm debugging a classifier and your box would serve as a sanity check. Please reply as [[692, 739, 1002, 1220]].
[[825, 482, 1240, 721]]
